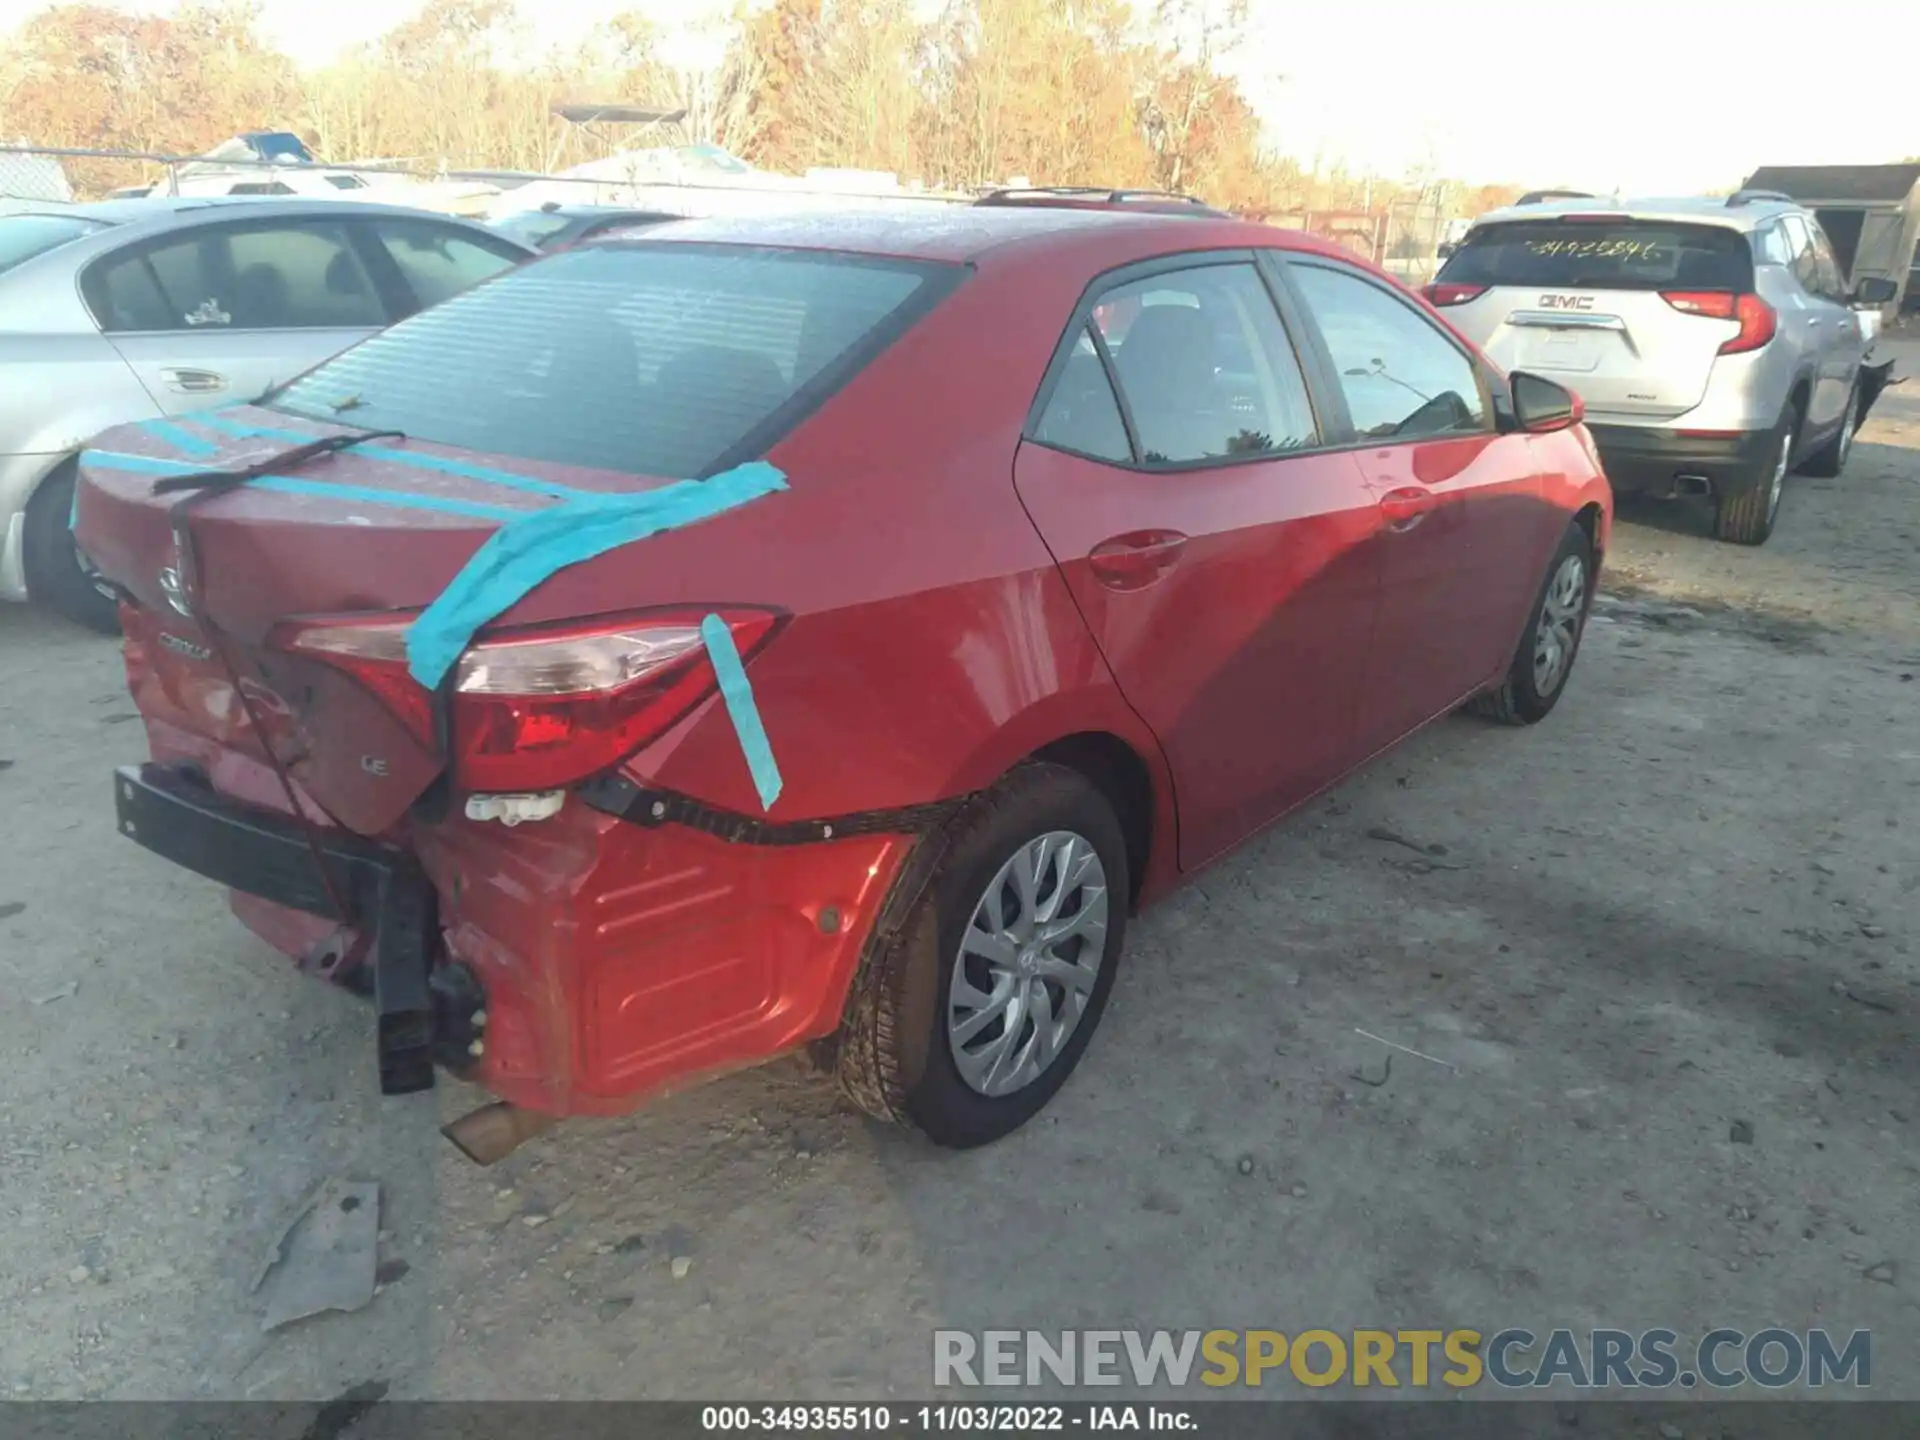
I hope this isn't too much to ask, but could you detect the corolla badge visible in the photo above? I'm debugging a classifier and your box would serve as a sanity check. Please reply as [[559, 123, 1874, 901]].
[[158, 566, 191, 617]]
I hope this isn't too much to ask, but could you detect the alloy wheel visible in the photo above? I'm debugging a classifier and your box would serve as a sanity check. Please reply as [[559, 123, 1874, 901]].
[[948, 831, 1109, 1097]]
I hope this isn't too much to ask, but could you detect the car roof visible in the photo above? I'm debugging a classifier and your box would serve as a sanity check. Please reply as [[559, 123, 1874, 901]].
[[22, 194, 524, 235], [605, 204, 1324, 267], [1474, 194, 1800, 233]]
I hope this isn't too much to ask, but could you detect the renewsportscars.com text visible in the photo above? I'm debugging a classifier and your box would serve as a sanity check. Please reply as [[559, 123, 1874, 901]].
[[932, 1328, 1871, 1390]]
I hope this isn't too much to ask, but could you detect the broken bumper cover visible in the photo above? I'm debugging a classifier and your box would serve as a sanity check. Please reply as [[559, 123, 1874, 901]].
[[112, 762, 441, 1095], [114, 761, 928, 1120]]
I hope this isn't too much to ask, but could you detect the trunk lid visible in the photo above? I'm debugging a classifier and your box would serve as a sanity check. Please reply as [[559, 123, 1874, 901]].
[[76, 409, 697, 835], [1432, 215, 1757, 422]]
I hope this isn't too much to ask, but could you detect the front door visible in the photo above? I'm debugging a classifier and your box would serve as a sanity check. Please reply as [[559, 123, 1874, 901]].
[[1013, 256, 1383, 869], [1277, 257, 1553, 755]]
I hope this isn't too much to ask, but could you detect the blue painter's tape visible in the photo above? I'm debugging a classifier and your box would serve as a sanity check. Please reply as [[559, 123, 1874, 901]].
[[139, 419, 219, 458], [82, 449, 200, 476], [405, 460, 788, 689], [701, 612, 783, 812], [77, 449, 525, 520], [198, 410, 590, 501]]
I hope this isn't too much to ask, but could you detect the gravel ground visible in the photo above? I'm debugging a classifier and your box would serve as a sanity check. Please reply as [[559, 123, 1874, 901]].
[[1, 339, 1915, 1407]]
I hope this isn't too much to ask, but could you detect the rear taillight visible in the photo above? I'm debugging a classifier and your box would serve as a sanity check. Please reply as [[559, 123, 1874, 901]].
[[1660, 289, 1776, 355], [275, 607, 781, 793], [1422, 282, 1487, 307]]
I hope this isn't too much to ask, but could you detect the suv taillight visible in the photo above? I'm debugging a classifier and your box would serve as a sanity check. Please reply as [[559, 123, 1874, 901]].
[[274, 607, 782, 793], [1659, 289, 1777, 355], [1422, 282, 1487, 307]]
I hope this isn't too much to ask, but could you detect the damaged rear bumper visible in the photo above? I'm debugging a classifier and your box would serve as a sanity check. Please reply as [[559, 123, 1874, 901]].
[[113, 762, 454, 1095], [113, 761, 925, 1121]]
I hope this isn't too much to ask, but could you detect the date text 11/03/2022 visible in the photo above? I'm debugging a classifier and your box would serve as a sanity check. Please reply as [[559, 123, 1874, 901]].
[[702, 1407, 1195, 1432]]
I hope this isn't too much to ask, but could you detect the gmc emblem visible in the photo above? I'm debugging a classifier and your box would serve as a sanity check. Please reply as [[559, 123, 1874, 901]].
[[1539, 294, 1595, 311]]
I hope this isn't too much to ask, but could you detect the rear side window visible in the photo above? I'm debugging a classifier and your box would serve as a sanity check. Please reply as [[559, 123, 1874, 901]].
[[0, 214, 108, 276], [1086, 262, 1318, 465], [270, 243, 958, 477], [1032, 329, 1131, 462], [1438, 220, 1754, 292]]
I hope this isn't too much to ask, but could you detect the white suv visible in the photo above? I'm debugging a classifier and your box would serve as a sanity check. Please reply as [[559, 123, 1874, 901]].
[[1427, 191, 1897, 545]]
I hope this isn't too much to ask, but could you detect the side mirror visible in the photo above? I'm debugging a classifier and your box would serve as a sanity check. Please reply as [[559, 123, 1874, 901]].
[[1436, 242, 1456, 260], [1511, 371, 1583, 433], [1851, 276, 1897, 307]]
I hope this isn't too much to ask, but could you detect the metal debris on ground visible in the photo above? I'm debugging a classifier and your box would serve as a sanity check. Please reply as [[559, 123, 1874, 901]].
[[253, 1177, 380, 1331], [1353, 1028, 1459, 1075]]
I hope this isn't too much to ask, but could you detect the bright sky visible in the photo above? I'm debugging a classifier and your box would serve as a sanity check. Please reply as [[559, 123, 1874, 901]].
[[6, 0, 1918, 193]]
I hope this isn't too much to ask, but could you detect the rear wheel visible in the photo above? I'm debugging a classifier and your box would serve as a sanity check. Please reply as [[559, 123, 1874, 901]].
[[837, 763, 1128, 1148], [1798, 384, 1857, 479], [1468, 520, 1593, 727], [23, 464, 120, 635], [1714, 408, 1795, 546]]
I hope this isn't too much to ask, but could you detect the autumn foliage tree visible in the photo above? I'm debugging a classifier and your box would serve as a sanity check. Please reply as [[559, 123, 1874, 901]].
[[0, 0, 1459, 214]]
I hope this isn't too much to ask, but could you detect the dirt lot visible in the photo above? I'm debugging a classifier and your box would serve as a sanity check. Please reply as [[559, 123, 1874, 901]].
[[2, 340, 1917, 1407]]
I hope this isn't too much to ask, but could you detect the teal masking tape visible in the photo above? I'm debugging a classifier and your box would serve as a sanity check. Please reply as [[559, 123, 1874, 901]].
[[701, 612, 783, 812], [195, 411, 596, 501], [403, 461, 789, 689]]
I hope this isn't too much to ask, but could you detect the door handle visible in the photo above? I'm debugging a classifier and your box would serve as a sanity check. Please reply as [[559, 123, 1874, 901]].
[[159, 367, 227, 394], [1087, 529, 1188, 591], [1380, 487, 1436, 532]]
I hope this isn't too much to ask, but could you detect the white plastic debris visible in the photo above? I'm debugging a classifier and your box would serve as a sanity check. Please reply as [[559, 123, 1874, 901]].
[[464, 791, 566, 827]]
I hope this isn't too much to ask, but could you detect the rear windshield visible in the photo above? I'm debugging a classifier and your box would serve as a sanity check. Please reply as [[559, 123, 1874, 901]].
[[1437, 220, 1754, 291], [269, 243, 958, 477], [0, 214, 109, 276]]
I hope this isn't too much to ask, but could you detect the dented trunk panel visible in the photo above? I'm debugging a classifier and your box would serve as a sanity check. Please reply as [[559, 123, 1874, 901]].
[[77, 407, 716, 832]]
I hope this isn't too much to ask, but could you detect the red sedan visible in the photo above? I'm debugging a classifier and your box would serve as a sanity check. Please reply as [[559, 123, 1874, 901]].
[[75, 202, 1611, 1160]]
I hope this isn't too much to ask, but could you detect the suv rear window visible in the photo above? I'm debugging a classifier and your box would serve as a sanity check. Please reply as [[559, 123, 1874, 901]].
[[0, 214, 109, 276], [1437, 220, 1753, 292], [270, 243, 957, 477]]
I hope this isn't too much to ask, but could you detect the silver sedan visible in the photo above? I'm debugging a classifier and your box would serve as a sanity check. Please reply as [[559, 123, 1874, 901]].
[[0, 195, 534, 631]]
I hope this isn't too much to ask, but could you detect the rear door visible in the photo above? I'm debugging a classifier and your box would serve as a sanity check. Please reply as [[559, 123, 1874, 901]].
[[1429, 217, 1755, 423], [1802, 217, 1865, 430], [1012, 254, 1383, 868], [1280, 255, 1553, 754], [84, 216, 391, 413]]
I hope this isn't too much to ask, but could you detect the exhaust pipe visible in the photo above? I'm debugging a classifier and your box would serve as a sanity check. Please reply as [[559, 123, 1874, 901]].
[[1673, 474, 1712, 498], [442, 1102, 559, 1165]]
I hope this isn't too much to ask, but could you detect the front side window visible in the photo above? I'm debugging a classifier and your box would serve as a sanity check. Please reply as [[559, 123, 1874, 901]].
[[1805, 223, 1846, 299], [369, 218, 524, 311], [1779, 215, 1821, 293], [84, 221, 387, 332], [491, 211, 577, 250], [270, 242, 957, 477], [1089, 262, 1318, 465], [1289, 263, 1488, 441]]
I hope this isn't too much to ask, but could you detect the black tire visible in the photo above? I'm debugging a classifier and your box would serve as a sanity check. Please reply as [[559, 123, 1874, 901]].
[[23, 465, 120, 635], [1797, 384, 1857, 479], [1714, 407, 1796, 546], [836, 762, 1129, 1148], [1467, 520, 1595, 727]]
